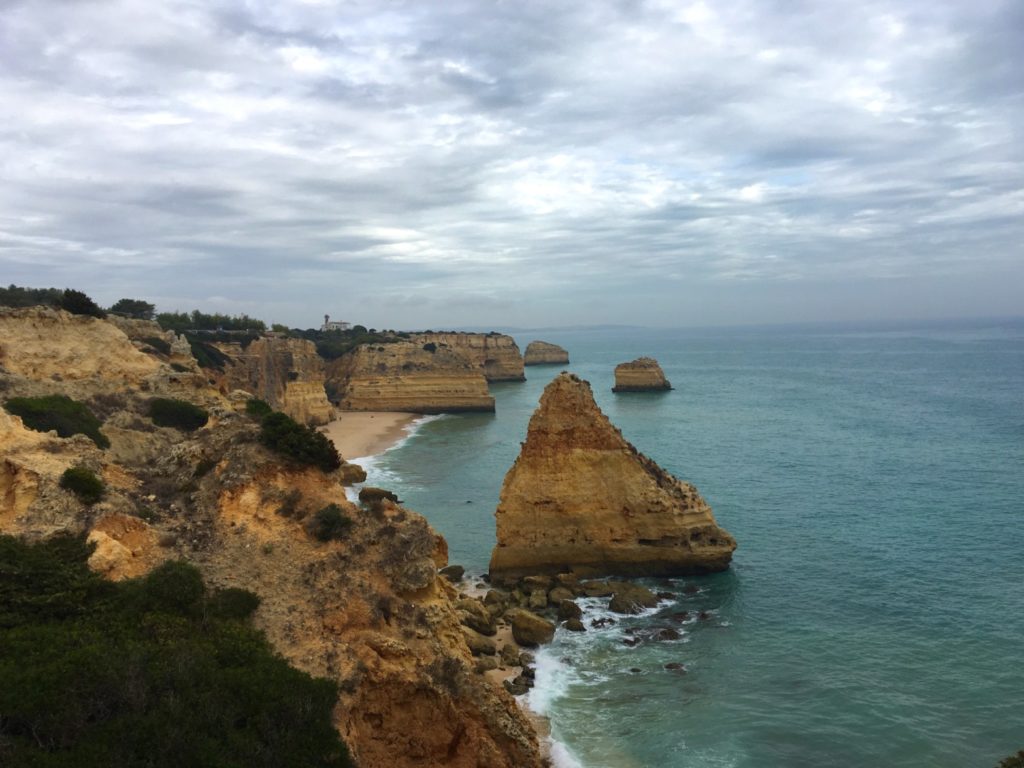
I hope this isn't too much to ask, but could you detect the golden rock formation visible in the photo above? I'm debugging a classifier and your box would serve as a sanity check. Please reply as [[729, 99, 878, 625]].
[[215, 337, 334, 425], [327, 342, 495, 413], [412, 333, 525, 382], [523, 340, 570, 366], [490, 373, 735, 582], [612, 356, 672, 392], [0, 307, 161, 384]]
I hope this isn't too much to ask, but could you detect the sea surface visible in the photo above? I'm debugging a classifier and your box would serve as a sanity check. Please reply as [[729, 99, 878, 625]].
[[355, 320, 1024, 768]]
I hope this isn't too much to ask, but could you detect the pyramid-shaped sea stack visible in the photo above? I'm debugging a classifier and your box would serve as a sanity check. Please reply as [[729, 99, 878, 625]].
[[489, 373, 736, 583]]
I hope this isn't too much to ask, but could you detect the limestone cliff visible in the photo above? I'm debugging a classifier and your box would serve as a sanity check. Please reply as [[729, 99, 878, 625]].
[[490, 373, 735, 582], [214, 337, 334, 426], [0, 309, 543, 768], [327, 342, 495, 413], [523, 341, 569, 366], [412, 333, 525, 382], [0, 307, 162, 385], [612, 357, 672, 392]]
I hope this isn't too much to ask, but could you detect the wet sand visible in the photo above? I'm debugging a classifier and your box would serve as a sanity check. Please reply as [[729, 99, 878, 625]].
[[319, 411, 418, 460]]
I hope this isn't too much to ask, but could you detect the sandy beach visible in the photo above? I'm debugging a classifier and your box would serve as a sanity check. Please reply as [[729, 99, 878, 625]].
[[319, 411, 419, 460]]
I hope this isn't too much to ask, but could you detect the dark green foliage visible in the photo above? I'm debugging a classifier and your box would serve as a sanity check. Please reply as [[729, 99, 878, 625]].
[[141, 336, 171, 355], [208, 587, 261, 620], [309, 504, 353, 542], [193, 457, 217, 478], [59, 466, 105, 505], [109, 298, 155, 320], [148, 398, 209, 432], [422, 342, 437, 353], [186, 336, 230, 371], [0, 284, 64, 308], [259, 412, 341, 472], [246, 398, 273, 418], [0, 535, 354, 768], [998, 751, 1024, 768], [60, 288, 106, 318], [289, 327, 399, 361], [169, 362, 190, 373], [156, 310, 266, 334], [4, 395, 110, 448]]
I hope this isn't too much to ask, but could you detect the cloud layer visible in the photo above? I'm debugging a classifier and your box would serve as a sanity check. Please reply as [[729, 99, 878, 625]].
[[1, 0, 1021, 328]]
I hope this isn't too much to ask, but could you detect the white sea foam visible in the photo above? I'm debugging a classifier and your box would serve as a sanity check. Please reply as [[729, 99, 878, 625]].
[[344, 414, 445, 501]]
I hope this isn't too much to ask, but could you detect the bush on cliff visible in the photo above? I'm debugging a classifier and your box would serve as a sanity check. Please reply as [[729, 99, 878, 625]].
[[0, 284, 64, 308], [60, 288, 106, 318], [259, 411, 341, 472], [308, 504, 353, 542], [149, 398, 209, 432], [59, 466, 105, 505], [4, 394, 110, 448], [109, 298, 155, 320], [246, 398, 273, 418], [0, 534, 354, 767], [186, 337, 231, 371]]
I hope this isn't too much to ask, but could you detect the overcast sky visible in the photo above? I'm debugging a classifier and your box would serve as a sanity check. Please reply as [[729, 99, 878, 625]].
[[1, 0, 1021, 329]]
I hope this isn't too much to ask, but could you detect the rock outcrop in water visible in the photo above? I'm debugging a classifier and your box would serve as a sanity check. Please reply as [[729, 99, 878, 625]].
[[0, 306, 543, 768], [327, 341, 495, 413], [490, 373, 735, 582], [523, 341, 569, 366], [612, 357, 672, 392], [215, 337, 334, 426], [412, 332, 525, 382]]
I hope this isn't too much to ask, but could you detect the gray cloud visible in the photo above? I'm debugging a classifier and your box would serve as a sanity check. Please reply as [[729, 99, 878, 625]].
[[0, 0, 1021, 329]]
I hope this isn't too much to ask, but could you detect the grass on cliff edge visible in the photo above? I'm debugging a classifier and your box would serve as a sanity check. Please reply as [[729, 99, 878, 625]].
[[4, 394, 110, 449], [0, 534, 355, 768]]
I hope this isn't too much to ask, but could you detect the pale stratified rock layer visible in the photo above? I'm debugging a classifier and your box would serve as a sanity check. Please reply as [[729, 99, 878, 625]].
[[490, 373, 735, 582], [215, 337, 334, 425], [612, 357, 672, 392], [412, 332, 525, 382], [327, 342, 495, 413], [523, 341, 569, 366], [0, 307, 161, 384]]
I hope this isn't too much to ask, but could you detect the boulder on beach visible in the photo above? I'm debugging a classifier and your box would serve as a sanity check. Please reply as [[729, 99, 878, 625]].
[[508, 609, 556, 647]]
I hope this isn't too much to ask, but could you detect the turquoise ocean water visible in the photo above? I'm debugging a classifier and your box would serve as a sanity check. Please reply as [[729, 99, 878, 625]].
[[355, 321, 1024, 767]]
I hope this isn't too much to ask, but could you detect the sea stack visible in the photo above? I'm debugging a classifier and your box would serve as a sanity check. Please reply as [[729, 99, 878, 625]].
[[612, 357, 671, 392], [489, 373, 735, 583], [523, 341, 570, 366]]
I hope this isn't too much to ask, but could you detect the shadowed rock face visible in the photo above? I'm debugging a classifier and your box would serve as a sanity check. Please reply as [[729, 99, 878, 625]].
[[412, 333, 525, 382], [490, 373, 735, 583], [612, 357, 671, 392], [327, 342, 495, 413], [523, 341, 569, 366]]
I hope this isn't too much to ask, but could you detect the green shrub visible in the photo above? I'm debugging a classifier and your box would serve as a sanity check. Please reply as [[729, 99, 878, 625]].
[[149, 398, 209, 432], [0, 535, 354, 767], [208, 587, 261, 620], [422, 342, 437, 353], [0, 284, 63, 309], [999, 751, 1024, 768], [109, 298, 155, 320], [309, 504, 353, 542], [246, 398, 273, 418], [186, 337, 230, 370], [60, 288, 106, 318], [59, 466, 105, 505], [4, 394, 110, 448], [141, 335, 172, 355], [259, 412, 341, 472], [170, 362, 190, 373]]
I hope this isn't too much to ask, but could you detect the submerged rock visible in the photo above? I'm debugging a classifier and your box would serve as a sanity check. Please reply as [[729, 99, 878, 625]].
[[489, 373, 736, 582]]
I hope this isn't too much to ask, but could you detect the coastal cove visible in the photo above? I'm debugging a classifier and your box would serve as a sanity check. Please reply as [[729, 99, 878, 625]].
[[350, 321, 1024, 768]]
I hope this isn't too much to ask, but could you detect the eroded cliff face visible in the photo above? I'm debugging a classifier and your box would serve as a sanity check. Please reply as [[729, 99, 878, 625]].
[[490, 373, 735, 582], [412, 333, 525, 382], [327, 342, 495, 413], [0, 309, 543, 768], [0, 307, 162, 385], [215, 337, 334, 425], [523, 341, 569, 366], [612, 357, 672, 392]]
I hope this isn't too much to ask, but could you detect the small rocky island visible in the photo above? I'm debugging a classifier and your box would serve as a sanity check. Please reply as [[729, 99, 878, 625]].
[[523, 340, 569, 366], [489, 373, 735, 582], [612, 357, 672, 392]]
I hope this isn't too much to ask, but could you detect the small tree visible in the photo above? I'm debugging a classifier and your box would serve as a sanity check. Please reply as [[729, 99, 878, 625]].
[[308, 504, 353, 542], [149, 398, 209, 432], [60, 466, 105, 505], [109, 298, 155, 320], [60, 289, 106, 318]]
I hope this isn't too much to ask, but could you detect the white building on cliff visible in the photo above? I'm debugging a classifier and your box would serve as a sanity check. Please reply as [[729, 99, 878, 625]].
[[321, 314, 350, 332]]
